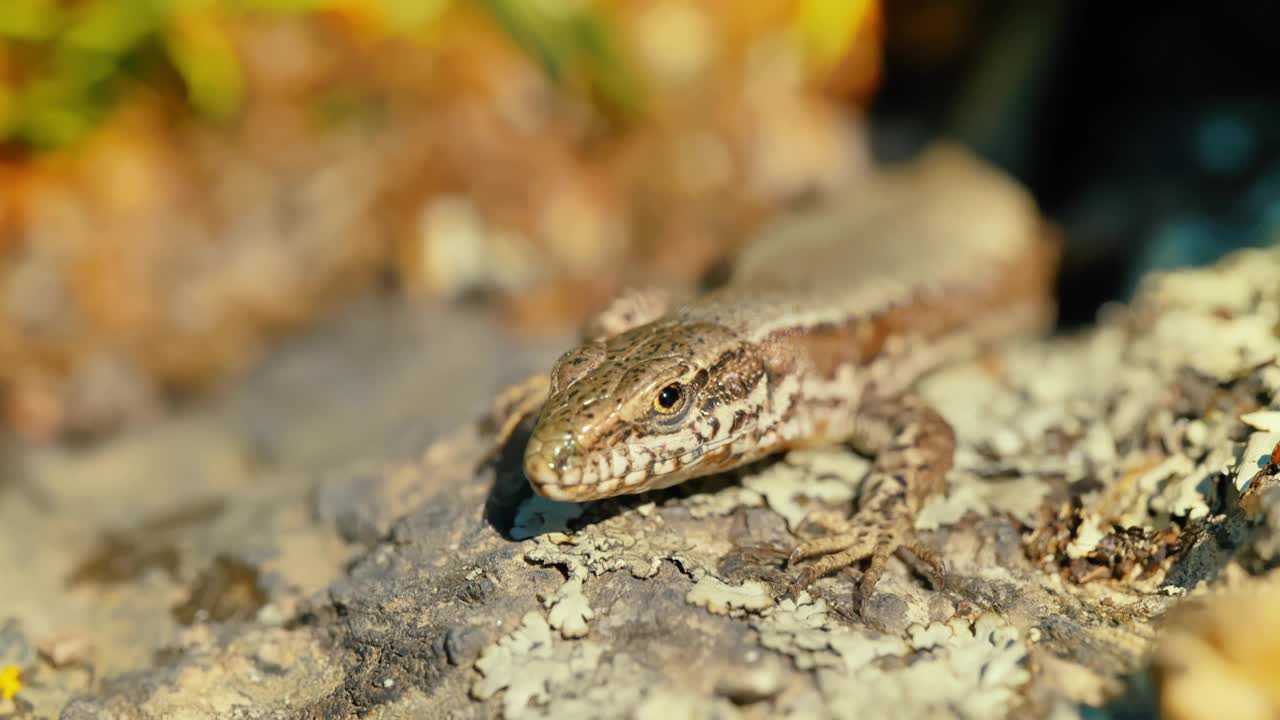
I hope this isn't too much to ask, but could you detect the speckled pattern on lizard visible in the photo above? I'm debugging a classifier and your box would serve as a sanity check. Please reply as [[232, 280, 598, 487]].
[[520, 144, 1061, 599]]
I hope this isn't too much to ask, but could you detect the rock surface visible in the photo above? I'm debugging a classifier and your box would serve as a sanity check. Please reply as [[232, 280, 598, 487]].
[[3, 247, 1280, 718]]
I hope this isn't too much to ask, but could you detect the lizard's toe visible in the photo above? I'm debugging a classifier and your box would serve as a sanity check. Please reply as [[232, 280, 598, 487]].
[[786, 525, 879, 585], [858, 536, 898, 600], [786, 525, 871, 568], [898, 534, 946, 590], [785, 513, 946, 598]]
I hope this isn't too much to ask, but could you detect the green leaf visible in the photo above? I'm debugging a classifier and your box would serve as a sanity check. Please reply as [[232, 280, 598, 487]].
[[566, 11, 640, 117], [61, 0, 162, 54], [227, 0, 333, 13], [477, 0, 642, 118], [0, 86, 17, 140], [165, 7, 246, 120], [478, 0, 565, 79], [376, 0, 451, 34], [0, 0, 67, 41], [10, 58, 120, 148]]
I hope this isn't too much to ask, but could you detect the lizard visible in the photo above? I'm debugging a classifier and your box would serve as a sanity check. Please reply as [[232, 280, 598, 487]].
[[513, 144, 1061, 600]]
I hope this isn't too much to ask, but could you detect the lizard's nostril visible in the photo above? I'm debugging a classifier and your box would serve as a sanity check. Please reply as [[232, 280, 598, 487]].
[[549, 432, 578, 472], [524, 426, 580, 491]]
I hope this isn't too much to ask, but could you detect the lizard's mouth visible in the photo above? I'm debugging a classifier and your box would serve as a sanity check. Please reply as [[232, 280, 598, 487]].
[[524, 433, 746, 503]]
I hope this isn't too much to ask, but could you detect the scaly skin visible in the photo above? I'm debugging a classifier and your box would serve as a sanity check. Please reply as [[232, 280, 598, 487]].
[[521, 145, 1060, 597]]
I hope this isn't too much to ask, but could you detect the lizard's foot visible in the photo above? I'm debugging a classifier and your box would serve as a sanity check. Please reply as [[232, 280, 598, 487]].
[[787, 508, 944, 599], [784, 394, 955, 600]]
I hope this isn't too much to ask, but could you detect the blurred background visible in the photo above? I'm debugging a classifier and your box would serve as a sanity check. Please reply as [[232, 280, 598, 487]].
[[0, 0, 1277, 446], [0, 1, 1278, 715]]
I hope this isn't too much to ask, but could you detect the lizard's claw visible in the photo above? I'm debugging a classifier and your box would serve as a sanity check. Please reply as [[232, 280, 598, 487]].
[[785, 395, 954, 601], [786, 511, 945, 598]]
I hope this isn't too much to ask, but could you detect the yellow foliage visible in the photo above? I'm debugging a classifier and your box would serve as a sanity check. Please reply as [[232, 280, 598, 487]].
[[0, 665, 20, 701], [791, 0, 875, 70], [165, 5, 244, 120]]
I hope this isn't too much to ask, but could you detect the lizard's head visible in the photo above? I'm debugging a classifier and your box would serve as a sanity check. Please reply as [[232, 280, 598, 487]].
[[524, 322, 767, 502]]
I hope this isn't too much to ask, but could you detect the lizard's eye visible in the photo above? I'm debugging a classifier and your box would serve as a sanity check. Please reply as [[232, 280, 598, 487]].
[[653, 384, 684, 414]]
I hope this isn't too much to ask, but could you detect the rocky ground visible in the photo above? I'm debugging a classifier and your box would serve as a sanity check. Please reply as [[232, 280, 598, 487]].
[[3, 245, 1280, 719]]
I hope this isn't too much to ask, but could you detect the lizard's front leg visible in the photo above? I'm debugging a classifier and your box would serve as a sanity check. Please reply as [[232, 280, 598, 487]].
[[788, 394, 954, 599]]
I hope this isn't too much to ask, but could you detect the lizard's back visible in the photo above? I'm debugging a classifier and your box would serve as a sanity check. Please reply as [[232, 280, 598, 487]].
[[678, 144, 1059, 344]]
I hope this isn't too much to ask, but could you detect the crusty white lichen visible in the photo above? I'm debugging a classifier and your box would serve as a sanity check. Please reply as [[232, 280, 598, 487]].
[[916, 472, 1050, 531], [685, 576, 774, 615], [542, 575, 594, 639], [524, 504, 699, 580], [746, 592, 1031, 719], [472, 611, 607, 716], [814, 613, 1030, 719], [753, 592, 907, 671], [1237, 431, 1280, 493], [742, 450, 865, 531], [632, 688, 744, 720], [683, 483, 765, 519], [472, 611, 555, 702], [479, 246, 1280, 719]]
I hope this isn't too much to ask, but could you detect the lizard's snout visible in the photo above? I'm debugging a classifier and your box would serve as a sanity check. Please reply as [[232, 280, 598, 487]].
[[523, 424, 586, 501]]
